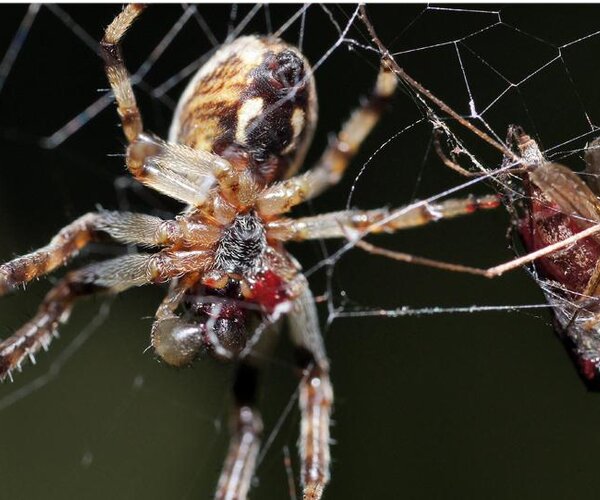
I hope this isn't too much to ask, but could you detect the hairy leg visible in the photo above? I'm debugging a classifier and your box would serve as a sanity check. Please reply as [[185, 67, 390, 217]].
[[101, 5, 237, 206], [267, 194, 500, 241], [100, 3, 145, 142], [0, 254, 151, 380], [215, 321, 280, 500], [0, 210, 188, 295], [265, 195, 505, 276], [215, 362, 263, 500], [288, 279, 333, 500], [0, 248, 211, 381]]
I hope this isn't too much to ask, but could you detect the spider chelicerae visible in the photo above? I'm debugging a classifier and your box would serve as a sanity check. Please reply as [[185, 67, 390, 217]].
[[0, 5, 501, 499]]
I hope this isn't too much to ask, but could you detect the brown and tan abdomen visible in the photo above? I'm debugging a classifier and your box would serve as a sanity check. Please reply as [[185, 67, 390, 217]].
[[169, 35, 317, 183], [169, 49, 249, 150]]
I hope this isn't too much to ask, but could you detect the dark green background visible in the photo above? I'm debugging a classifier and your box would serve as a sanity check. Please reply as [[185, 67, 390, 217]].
[[2, 4, 600, 499]]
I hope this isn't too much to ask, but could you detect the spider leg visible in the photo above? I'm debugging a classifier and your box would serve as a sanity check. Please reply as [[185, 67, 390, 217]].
[[287, 278, 333, 500], [257, 63, 397, 215], [267, 194, 503, 277], [0, 250, 211, 381], [268, 195, 600, 280], [100, 3, 145, 143], [215, 320, 279, 500], [215, 361, 263, 500], [0, 254, 149, 381], [151, 278, 272, 499], [267, 194, 500, 241], [98, 210, 222, 249], [101, 5, 237, 206], [125, 134, 237, 207], [0, 211, 189, 295]]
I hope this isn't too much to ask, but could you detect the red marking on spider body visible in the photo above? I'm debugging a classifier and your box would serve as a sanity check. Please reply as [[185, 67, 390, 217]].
[[463, 195, 501, 215], [463, 203, 476, 214], [478, 197, 501, 210], [250, 270, 290, 314]]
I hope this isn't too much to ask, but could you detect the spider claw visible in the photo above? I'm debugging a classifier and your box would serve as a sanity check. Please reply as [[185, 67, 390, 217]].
[[40, 336, 51, 351], [303, 481, 325, 500], [28, 352, 37, 365]]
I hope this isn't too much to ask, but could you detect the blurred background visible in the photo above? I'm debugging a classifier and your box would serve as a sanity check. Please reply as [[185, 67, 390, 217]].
[[2, 4, 600, 499]]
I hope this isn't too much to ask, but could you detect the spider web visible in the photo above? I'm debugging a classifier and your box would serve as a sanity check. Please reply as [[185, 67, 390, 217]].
[[2, 4, 600, 499]]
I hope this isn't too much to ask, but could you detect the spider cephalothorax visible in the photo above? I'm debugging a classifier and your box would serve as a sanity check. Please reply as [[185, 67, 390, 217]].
[[213, 212, 267, 275], [0, 5, 501, 499], [151, 207, 293, 364]]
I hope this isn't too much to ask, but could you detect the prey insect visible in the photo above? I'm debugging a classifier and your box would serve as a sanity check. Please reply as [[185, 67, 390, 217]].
[[359, 7, 600, 392], [0, 5, 502, 499], [503, 129, 600, 388]]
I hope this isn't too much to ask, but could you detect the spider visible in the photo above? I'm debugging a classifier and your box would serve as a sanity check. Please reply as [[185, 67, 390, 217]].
[[0, 5, 502, 499]]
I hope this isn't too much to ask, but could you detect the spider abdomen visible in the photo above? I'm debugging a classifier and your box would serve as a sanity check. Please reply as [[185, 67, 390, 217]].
[[169, 36, 318, 184]]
